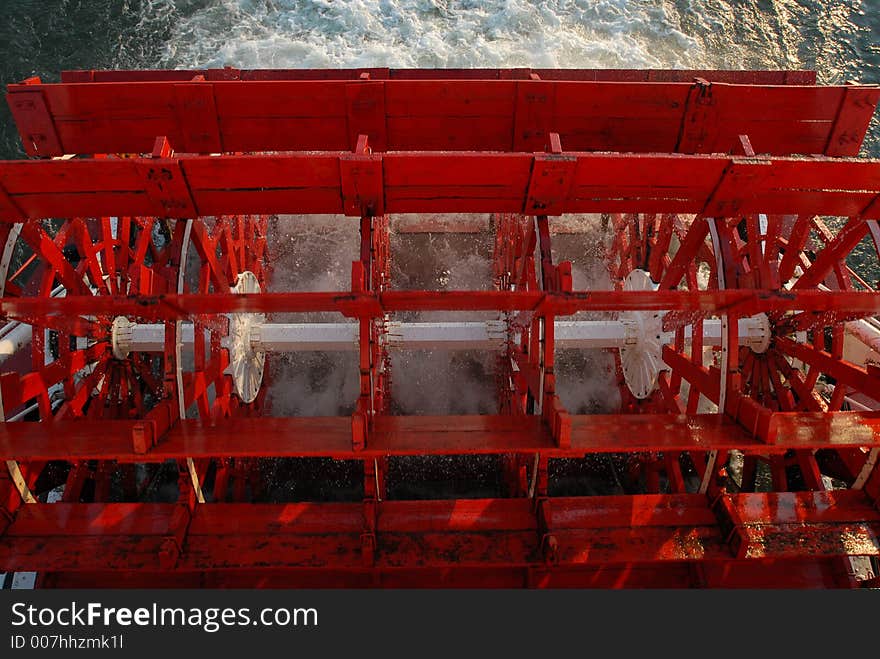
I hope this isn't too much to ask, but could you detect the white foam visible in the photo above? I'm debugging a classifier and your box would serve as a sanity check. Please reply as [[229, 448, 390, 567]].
[[161, 0, 705, 70]]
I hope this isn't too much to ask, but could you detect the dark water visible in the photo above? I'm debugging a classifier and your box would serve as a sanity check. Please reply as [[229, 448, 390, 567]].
[[1, 0, 879, 158], [0, 0, 181, 156]]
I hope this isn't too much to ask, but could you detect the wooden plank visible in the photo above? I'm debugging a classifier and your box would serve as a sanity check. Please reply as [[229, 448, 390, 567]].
[[188, 502, 364, 535], [1, 494, 877, 572], [218, 116, 349, 151], [386, 116, 514, 150], [0, 151, 879, 221], [0, 537, 168, 571], [9, 78, 873, 156], [369, 415, 552, 454], [211, 80, 349, 117], [384, 80, 517, 117], [61, 68, 819, 85], [569, 414, 755, 452], [4, 412, 880, 462], [6, 503, 183, 536]]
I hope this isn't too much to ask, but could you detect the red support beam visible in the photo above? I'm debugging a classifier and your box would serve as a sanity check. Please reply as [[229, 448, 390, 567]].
[[8, 77, 865, 157], [2, 493, 877, 574], [3, 411, 880, 462], [31, 559, 857, 588], [3, 289, 880, 322], [3, 152, 880, 222]]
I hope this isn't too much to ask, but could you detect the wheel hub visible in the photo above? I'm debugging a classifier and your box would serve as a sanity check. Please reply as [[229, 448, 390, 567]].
[[224, 271, 266, 404], [619, 270, 665, 399]]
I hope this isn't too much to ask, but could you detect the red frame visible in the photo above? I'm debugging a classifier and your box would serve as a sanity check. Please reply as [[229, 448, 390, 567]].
[[7, 72, 876, 156], [2, 151, 880, 222], [2, 69, 880, 589]]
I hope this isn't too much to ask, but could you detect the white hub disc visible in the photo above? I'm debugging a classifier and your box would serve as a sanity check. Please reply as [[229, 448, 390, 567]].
[[111, 316, 134, 360], [619, 269, 665, 399], [226, 271, 266, 404]]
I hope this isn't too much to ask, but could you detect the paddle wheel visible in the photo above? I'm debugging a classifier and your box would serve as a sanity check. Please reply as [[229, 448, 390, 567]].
[[1, 68, 880, 587]]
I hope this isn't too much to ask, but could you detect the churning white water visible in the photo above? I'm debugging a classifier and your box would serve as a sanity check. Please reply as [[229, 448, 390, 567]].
[[158, 0, 875, 86], [161, 0, 700, 70]]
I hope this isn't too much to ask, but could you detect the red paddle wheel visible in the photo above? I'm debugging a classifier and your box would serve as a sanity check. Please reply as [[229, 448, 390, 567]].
[[0, 216, 186, 508], [0, 68, 879, 587]]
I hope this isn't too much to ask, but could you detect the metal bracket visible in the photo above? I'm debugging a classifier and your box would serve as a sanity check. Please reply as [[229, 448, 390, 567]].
[[6, 86, 63, 156], [131, 421, 156, 455], [352, 411, 367, 451], [825, 84, 879, 156], [340, 135, 384, 216], [173, 81, 222, 153], [524, 135, 575, 216], [137, 155, 199, 218], [535, 497, 558, 565], [677, 77, 718, 153]]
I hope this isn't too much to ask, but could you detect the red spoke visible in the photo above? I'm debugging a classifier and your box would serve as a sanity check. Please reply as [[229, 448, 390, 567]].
[[769, 454, 788, 490], [770, 350, 827, 412], [87, 362, 117, 420], [116, 216, 132, 290], [765, 352, 798, 412], [19, 222, 88, 295], [131, 354, 162, 396], [764, 214, 786, 263], [657, 371, 684, 413], [61, 463, 90, 503], [191, 222, 231, 292], [776, 336, 880, 402], [797, 450, 824, 490], [662, 345, 719, 404], [73, 219, 107, 294], [2, 342, 109, 412], [648, 214, 673, 282], [129, 218, 154, 274], [777, 214, 814, 283], [56, 353, 112, 419], [100, 217, 119, 295], [795, 218, 868, 290], [220, 223, 240, 282], [660, 218, 709, 289]]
